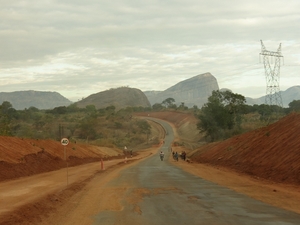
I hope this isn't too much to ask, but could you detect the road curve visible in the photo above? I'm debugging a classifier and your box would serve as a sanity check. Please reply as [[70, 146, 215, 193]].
[[93, 118, 300, 225]]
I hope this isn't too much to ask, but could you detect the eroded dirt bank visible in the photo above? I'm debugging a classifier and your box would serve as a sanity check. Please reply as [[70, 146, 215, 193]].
[[188, 112, 300, 186], [0, 137, 124, 182]]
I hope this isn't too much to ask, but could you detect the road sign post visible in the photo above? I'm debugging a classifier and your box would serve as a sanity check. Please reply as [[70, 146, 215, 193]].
[[61, 138, 69, 186]]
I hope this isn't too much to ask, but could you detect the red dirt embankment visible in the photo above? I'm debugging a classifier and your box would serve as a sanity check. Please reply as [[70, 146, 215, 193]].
[[0, 137, 123, 182], [189, 112, 300, 186]]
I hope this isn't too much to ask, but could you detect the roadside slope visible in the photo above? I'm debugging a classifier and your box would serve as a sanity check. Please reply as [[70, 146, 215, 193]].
[[0, 137, 123, 181], [189, 112, 300, 186]]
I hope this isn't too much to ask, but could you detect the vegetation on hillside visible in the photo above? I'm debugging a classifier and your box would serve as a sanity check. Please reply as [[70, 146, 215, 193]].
[[0, 102, 155, 149], [195, 91, 300, 141], [0, 90, 299, 147]]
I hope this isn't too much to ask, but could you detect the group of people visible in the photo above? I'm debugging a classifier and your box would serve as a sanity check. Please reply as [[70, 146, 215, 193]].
[[159, 150, 187, 162], [181, 151, 187, 161], [172, 150, 187, 161]]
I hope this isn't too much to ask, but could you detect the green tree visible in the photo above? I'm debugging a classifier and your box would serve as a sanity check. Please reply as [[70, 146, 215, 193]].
[[105, 105, 116, 118], [0, 115, 12, 135], [256, 104, 272, 120], [197, 90, 246, 141], [288, 100, 300, 112], [52, 106, 67, 114], [67, 103, 80, 113], [137, 120, 151, 134], [178, 102, 188, 110], [162, 98, 175, 108], [86, 104, 96, 113], [1, 101, 13, 114], [152, 103, 164, 111], [0, 101, 14, 135], [77, 117, 97, 141]]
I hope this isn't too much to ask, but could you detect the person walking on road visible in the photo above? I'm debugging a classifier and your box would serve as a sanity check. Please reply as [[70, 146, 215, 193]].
[[181, 151, 186, 161], [174, 152, 178, 161], [159, 151, 165, 161]]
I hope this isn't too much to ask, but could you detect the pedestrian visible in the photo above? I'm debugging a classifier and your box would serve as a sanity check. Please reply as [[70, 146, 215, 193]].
[[182, 151, 186, 161], [174, 152, 178, 161], [159, 151, 165, 161]]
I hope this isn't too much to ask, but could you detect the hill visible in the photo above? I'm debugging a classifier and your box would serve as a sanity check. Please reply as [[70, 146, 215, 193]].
[[2, 79, 298, 111], [0, 90, 72, 110], [144, 72, 219, 108], [144, 73, 299, 108], [76, 87, 151, 110], [246, 86, 300, 107]]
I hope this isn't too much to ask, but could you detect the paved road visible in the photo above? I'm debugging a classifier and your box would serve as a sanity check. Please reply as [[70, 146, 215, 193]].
[[93, 118, 300, 225]]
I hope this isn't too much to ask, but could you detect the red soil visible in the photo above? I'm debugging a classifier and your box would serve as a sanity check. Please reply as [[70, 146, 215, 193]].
[[189, 112, 300, 186], [0, 137, 123, 182]]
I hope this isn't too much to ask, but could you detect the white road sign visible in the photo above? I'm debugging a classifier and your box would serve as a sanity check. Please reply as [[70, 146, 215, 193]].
[[61, 138, 69, 146]]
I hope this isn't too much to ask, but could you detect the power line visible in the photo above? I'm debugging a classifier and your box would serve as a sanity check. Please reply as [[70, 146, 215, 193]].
[[260, 40, 283, 108]]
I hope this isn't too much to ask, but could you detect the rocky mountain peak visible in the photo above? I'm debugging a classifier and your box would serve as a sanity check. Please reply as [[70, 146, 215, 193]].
[[145, 72, 219, 108]]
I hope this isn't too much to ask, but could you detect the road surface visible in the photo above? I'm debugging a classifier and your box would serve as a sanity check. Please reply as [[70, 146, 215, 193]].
[[90, 119, 300, 225]]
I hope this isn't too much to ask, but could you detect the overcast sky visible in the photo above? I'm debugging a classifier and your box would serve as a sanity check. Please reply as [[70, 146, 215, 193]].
[[1, 0, 299, 102]]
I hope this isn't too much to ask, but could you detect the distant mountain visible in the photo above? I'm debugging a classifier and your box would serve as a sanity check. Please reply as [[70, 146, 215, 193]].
[[143, 90, 162, 99], [76, 87, 151, 110], [3, 81, 297, 111], [144, 72, 219, 108], [0, 90, 72, 110], [246, 86, 300, 107]]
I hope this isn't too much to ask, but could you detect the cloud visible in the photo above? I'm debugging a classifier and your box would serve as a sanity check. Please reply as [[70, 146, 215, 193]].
[[0, 0, 299, 102]]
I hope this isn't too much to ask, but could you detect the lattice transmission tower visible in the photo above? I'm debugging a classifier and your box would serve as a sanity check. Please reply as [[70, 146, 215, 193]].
[[260, 40, 284, 107]]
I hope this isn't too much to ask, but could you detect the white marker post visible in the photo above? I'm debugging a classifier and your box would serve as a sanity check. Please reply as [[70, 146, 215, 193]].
[[61, 138, 69, 186]]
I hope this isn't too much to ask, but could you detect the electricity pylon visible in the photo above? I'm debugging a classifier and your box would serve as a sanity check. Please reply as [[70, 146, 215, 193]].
[[260, 40, 283, 108]]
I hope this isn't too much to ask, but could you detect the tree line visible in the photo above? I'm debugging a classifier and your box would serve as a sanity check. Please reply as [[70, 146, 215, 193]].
[[0, 90, 299, 144]]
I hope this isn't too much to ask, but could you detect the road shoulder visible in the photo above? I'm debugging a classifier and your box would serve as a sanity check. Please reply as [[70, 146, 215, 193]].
[[169, 156, 300, 215]]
